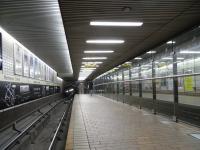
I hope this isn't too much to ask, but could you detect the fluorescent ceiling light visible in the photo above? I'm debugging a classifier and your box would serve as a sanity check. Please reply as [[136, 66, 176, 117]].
[[82, 62, 103, 64], [146, 51, 156, 54], [134, 57, 142, 60], [125, 61, 132, 64], [162, 57, 184, 60], [81, 67, 96, 70], [90, 21, 143, 27], [177, 57, 184, 60], [180, 51, 200, 54], [82, 57, 107, 60], [84, 50, 114, 53], [167, 40, 176, 44], [162, 57, 172, 60], [86, 40, 124, 44]]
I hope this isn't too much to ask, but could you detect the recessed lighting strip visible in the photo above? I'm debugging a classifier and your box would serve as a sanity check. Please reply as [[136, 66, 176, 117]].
[[82, 57, 107, 60], [82, 62, 103, 64], [84, 50, 114, 53], [86, 40, 124, 44], [90, 21, 143, 27]]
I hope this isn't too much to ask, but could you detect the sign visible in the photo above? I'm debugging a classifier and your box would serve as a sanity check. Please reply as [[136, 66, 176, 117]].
[[184, 76, 194, 92]]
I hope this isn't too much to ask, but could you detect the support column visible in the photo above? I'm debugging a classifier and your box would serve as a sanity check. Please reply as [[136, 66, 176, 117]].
[[117, 72, 119, 101], [112, 73, 114, 100], [122, 69, 125, 103], [152, 60, 157, 114], [173, 51, 179, 122], [129, 67, 132, 96], [138, 64, 142, 109]]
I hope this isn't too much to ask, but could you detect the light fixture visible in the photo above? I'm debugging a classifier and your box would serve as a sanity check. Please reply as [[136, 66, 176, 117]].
[[134, 57, 142, 60], [167, 40, 176, 44], [162, 57, 184, 60], [81, 67, 96, 70], [84, 50, 114, 53], [162, 57, 172, 60], [90, 21, 143, 27], [86, 40, 124, 44], [146, 51, 156, 54], [82, 57, 107, 60], [82, 62, 103, 64], [180, 51, 200, 54], [78, 67, 96, 80], [177, 57, 184, 60]]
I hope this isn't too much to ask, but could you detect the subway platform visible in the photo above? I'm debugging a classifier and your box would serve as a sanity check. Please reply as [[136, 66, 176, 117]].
[[65, 94, 200, 150]]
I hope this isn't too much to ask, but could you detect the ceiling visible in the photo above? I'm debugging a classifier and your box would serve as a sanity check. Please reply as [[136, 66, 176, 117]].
[[59, 0, 200, 80], [0, 0, 73, 77], [1, 0, 200, 81]]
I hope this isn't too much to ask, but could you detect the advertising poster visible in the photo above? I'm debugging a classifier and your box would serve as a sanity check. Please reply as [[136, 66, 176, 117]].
[[34, 58, 39, 79], [50, 69, 53, 82], [45, 66, 49, 81], [30, 54, 34, 78], [38, 61, 42, 80], [41, 63, 45, 80], [184, 76, 194, 92], [23, 50, 30, 77], [14, 44, 23, 75]]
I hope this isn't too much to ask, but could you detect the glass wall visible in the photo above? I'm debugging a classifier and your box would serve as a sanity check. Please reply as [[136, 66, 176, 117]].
[[93, 25, 200, 126], [154, 45, 174, 102], [118, 71, 123, 94], [124, 69, 130, 95], [175, 27, 200, 106], [141, 60, 152, 98], [131, 65, 139, 96]]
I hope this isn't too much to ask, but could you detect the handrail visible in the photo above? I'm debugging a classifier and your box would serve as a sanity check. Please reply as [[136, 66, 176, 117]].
[[2, 100, 63, 150], [94, 72, 200, 87], [48, 100, 72, 150]]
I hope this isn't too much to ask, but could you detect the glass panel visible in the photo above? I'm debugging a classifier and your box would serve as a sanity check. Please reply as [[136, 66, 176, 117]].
[[155, 44, 173, 101], [118, 71, 123, 94], [175, 27, 200, 106], [124, 69, 130, 95], [113, 73, 118, 94], [156, 78, 173, 102], [131, 65, 139, 96], [141, 61, 152, 98]]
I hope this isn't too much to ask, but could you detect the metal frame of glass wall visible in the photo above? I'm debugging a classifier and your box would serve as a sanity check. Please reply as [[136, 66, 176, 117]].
[[93, 26, 200, 126]]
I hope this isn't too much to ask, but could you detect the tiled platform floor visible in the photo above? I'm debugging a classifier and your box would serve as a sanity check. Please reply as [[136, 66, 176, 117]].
[[65, 94, 200, 150]]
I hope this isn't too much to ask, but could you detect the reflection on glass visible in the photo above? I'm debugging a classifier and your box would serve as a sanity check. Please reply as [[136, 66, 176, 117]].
[[175, 28, 200, 106], [124, 69, 130, 95], [141, 61, 152, 98], [131, 66, 139, 96], [93, 26, 200, 106]]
